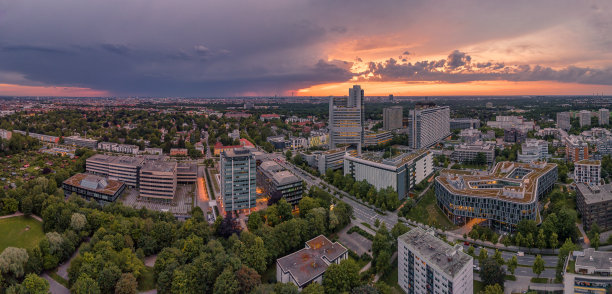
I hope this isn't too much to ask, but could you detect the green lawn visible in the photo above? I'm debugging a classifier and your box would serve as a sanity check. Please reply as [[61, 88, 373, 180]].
[[0, 216, 45, 252], [474, 280, 484, 293], [405, 190, 457, 230]]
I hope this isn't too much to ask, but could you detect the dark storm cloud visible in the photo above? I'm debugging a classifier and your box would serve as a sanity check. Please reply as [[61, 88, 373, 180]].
[[0, 0, 610, 95], [365, 50, 612, 85]]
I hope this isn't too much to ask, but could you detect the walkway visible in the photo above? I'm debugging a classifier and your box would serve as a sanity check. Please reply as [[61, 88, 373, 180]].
[[42, 273, 69, 294], [0, 211, 43, 222]]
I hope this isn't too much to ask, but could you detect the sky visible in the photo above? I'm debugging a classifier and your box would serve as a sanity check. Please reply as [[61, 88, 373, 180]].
[[1, 0, 612, 97]]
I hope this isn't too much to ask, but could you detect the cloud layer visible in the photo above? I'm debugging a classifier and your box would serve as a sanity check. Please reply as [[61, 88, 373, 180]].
[[0, 0, 611, 96]]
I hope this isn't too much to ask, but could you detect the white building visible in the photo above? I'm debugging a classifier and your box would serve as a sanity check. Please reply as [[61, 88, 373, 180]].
[[451, 141, 495, 164], [458, 128, 482, 143], [574, 160, 601, 186], [579, 110, 592, 127], [599, 108, 610, 125], [344, 150, 433, 199], [399, 228, 473, 294], [97, 142, 139, 155], [517, 139, 549, 163], [408, 105, 450, 149], [486, 115, 535, 132]]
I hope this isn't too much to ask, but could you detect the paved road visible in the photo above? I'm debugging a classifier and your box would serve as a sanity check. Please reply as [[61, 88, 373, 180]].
[[42, 273, 70, 294], [469, 246, 558, 267]]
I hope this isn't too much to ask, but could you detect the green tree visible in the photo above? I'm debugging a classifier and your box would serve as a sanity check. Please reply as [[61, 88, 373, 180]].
[[467, 245, 475, 256], [70, 213, 87, 231], [507, 256, 518, 275], [72, 274, 101, 294], [323, 259, 360, 293], [524, 233, 534, 249], [0, 247, 29, 279], [213, 268, 239, 294], [593, 232, 600, 250], [478, 248, 488, 262], [97, 264, 121, 294], [549, 232, 559, 249], [532, 255, 545, 278], [480, 258, 505, 289], [114, 273, 137, 294], [302, 282, 325, 294], [482, 284, 503, 294], [493, 249, 504, 265], [298, 197, 320, 217], [235, 266, 261, 294], [536, 229, 546, 250], [22, 273, 49, 294]]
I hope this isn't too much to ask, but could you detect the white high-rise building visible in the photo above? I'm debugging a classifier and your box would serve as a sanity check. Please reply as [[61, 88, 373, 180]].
[[574, 160, 601, 186], [399, 228, 473, 294], [556, 112, 571, 131], [383, 106, 403, 131], [408, 105, 450, 149], [599, 108, 610, 125], [220, 148, 256, 213], [329, 85, 364, 151], [580, 110, 592, 127]]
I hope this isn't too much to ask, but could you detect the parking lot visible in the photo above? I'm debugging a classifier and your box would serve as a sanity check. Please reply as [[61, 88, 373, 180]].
[[120, 184, 195, 217], [337, 222, 373, 256]]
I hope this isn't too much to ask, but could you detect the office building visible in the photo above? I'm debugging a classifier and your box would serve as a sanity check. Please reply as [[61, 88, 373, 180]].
[[556, 112, 571, 131], [276, 235, 348, 291], [344, 150, 433, 199], [317, 147, 348, 174], [62, 173, 126, 203], [328, 85, 364, 151], [364, 130, 393, 147], [599, 108, 610, 125], [64, 136, 98, 149], [214, 138, 255, 155], [13, 130, 59, 144], [139, 161, 177, 201], [576, 183, 612, 231], [398, 228, 473, 294], [0, 129, 11, 140], [177, 163, 197, 183], [580, 110, 592, 127], [574, 160, 601, 186], [257, 160, 303, 205], [503, 128, 526, 143], [565, 136, 589, 162], [86, 154, 144, 188], [564, 249, 612, 293], [383, 106, 403, 131], [435, 161, 557, 231], [517, 139, 549, 163], [144, 148, 163, 155], [450, 118, 480, 130], [408, 105, 451, 149], [220, 148, 256, 213], [308, 131, 328, 147], [451, 141, 495, 164]]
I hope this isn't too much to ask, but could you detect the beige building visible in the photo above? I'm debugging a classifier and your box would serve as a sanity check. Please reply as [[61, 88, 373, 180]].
[[139, 161, 177, 201]]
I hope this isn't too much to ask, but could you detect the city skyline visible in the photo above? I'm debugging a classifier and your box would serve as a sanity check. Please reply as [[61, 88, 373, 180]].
[[1, 0, 612, 97]]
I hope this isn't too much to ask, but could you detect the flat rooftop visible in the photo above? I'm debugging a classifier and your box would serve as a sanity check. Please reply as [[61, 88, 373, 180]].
[[260, 160, 282, 173], [177, 163, 197, 173], [348, 149, 429, 168], [437, 161, 557, 203], [141, 161, 177, 172], [576, 183, 612, 205], [222, 148, 252, 157], [576, 248, 612, 271], [277, 235, 347, 287], [273, 170, 300, 186], [63, 173, 124, 196], [399, 227, 472, 278], [576, 159, 601, 165]]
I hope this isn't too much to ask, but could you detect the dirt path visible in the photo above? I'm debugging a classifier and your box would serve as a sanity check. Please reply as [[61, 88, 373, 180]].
[[0, 212, 43, 222]]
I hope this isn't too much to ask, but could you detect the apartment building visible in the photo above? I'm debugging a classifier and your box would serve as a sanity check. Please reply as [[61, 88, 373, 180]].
[[556, 112, 571, 131], [408, 105, 451, 149], [435, 161, 557, 231], [600, 108, 610, 125], [565, 136, 589, 162], [576, 183, 612, 231], [580, 110, 592, 127], [398, 228, 473, 294], [574, 160, 601, 186], [220, 148, 257, 213], [343, 150, 433, 200], [98, 142, 139, 155], [64, 136, 98, 149], [503, 128, 526, 143], [486, 116, 535, 132], [383, 106, 403, 131], [517, 139, 549, 163]]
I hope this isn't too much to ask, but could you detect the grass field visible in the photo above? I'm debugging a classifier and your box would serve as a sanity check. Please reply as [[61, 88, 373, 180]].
[[405, 189, 457, 230], [473, 280, 484, 293], [0, 215, 45, 252]]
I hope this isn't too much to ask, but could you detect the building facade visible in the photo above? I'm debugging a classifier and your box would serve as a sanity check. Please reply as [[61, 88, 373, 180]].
[[576, 183, 612, 231], [220, 148, 256, 213], [574, 160, 601, 186], [317, 147, 347, 174], [364, 130, 393, 147], [557, 112, 571, 131], [517, 139, 549, 163], [329, 85, 364, 151], [566, 136, 589, 162], [258, 160, 303, 205], [450, 118, 481, 130], [383, 106, 403, 131], [398, 228, 473, 294], [599, 108, 610, 125], [408, 105, 451, 149], [344, 150, 433, 199], [451, 142, 495, 164], [580, 110, 592, 127], [64, 136, 98, 149], [435, 162, 557, 231], [503, 128, 526, 143], [139, 161, 177, 201], [62, 173, 126, 203]]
